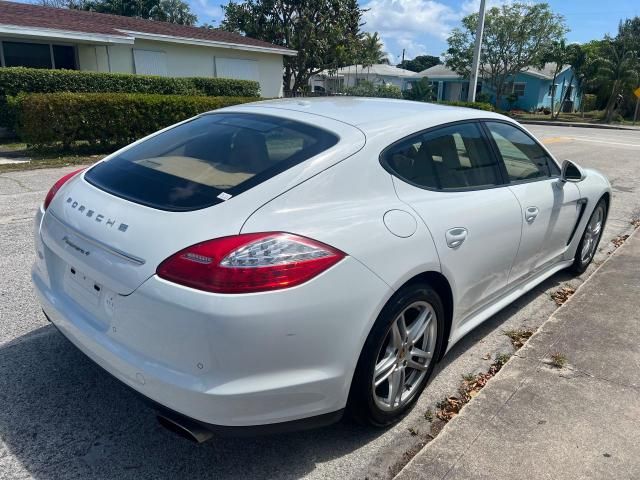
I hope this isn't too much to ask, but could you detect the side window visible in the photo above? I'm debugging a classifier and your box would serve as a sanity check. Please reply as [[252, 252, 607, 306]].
[[384, 123, 502, 190], [485, 122, 555, 182]]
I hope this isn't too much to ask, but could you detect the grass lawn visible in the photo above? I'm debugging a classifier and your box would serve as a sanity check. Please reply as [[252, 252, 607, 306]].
[[0, 140, 107, 173]]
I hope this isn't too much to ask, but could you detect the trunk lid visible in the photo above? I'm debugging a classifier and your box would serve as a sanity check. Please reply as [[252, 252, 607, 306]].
[[40, 112, 365, 295]]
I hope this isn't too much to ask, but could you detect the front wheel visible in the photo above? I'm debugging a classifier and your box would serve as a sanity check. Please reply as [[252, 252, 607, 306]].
[[570, 198, 607, 274], [348, 283, 445, 427]]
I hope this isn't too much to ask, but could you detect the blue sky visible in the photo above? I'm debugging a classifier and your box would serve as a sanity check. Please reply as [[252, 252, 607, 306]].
[[189, 0, 640, 64]]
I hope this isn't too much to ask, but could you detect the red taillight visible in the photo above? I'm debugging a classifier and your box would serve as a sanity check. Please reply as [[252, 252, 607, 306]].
[[157, 232, 345, 294], [43, 168, 85, 210]]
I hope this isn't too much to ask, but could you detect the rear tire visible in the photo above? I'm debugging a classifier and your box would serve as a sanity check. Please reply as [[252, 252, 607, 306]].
[[570, 198, 607, 274], [348, 283, 445, 427]]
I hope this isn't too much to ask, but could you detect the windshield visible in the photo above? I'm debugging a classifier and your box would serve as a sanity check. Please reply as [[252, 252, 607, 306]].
[[84, 112, 339, 211]]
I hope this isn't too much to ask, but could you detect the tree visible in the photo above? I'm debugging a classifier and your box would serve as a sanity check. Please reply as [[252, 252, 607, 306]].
[[559, 43, 586, 118], [221, 0, 364, 94], [70, 0, 198, 25], [397, 55, 441, 73], [541, 40, 569, 116], [445, 2, 567, 107], [149, 0, 197, 24], [595, 35, 638, 123], [361, 32, 388, 66]]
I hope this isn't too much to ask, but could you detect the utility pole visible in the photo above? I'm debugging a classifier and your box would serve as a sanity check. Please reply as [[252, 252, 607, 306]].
[[467, 0, 486, 103], [401, 49, 405, 65]]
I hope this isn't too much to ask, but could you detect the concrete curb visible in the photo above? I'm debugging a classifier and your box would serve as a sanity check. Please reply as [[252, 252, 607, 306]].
[[517, 119, 639, 131], [393, 227, 639, 480]]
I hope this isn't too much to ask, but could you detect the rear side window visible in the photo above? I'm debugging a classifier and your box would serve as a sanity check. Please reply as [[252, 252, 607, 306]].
[[485, 122, 556, 181], [383, 122, 502, 190], [85, 113, 338, 211]]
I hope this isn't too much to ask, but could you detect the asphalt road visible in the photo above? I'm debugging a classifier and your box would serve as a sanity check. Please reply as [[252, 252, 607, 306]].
[[1, 125, 639, 480]]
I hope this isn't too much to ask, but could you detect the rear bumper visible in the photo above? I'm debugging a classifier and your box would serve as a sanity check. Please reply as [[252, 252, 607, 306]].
[[32, 251, 392, 427], [43, 306, 344, 436]]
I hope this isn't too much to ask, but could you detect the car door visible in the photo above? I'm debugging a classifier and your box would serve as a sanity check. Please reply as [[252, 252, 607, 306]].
[[483, 121, 581, 284], [384, 121, 523, 323]]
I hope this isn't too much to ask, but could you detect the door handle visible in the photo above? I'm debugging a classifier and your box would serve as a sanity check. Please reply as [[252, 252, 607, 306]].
[[525, 206, 539, 223], [446, 227, 468, 249]]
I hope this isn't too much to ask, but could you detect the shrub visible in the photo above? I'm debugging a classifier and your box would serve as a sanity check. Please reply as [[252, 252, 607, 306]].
[[440, 101, 495, 112], [581, 94, 597, 112], [344, 80, 403, 99], [403, 77, 435, 102], [0, 67, 260, 97], [13, 92, 257, 147], [475, 92, 491, 104], [0, 67, 259, 129]]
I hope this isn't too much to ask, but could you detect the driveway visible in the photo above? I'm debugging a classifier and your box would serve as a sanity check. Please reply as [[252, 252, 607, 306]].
[[0, 125, 639, 480]]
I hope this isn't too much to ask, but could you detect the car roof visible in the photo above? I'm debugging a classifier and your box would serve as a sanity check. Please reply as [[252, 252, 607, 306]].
[[235, 97, 509, 134]]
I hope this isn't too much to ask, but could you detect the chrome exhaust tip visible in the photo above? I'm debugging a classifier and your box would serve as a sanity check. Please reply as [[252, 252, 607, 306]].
[[157, 413, 214, 443]]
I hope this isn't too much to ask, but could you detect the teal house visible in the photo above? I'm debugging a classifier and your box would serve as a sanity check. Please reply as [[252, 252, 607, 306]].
[[412, 63, 581, 112]]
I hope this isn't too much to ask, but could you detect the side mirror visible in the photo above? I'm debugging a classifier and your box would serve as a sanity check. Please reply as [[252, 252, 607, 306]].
[[560, 160, 585, 183]]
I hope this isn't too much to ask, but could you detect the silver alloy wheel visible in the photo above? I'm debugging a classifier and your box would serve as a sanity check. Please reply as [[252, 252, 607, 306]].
[[372, 300, 437, 412], [580, 204, 605, 264]]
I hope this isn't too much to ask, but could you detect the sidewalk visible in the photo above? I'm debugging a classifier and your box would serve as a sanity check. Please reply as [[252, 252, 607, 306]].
[[395, 231, 640, 480], [518, 119, 640, 130]]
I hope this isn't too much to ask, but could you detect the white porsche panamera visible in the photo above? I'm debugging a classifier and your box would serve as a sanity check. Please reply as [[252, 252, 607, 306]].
[[32, 98, 610, 441]]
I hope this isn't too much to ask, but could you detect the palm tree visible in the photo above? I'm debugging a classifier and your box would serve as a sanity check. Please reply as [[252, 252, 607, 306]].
[[363, 32, 388, 64], [361, 32, 388, 80], [596, 36, 638, 123]]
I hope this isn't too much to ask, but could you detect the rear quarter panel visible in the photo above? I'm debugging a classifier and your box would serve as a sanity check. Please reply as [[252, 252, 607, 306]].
[[241, 144, 443, 361]]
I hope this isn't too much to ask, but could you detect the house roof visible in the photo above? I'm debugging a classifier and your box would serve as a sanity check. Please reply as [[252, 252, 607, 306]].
[[412, 64, 459, 79], [0, 1, 295, 55], [328, 64, 417, 78], [521, 63, 571, 79], [414, 62, 572, 80]]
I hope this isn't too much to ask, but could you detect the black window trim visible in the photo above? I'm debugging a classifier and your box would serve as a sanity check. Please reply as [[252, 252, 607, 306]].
[[480, 119, 562, 186], [379, 118, 511, 193]]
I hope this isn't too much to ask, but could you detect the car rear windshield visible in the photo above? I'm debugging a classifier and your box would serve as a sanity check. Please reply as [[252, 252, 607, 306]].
[[84, 113, 339, 211]]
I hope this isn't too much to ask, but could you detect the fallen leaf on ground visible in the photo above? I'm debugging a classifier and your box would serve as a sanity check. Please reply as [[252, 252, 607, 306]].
[[611, 235, 629, 248], [551, 286, 576, 306]]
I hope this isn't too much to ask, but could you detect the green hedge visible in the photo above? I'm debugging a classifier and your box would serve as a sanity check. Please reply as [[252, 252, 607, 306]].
[[13, 92, 257, 147], [344, 81, 403, 99], [440, 101, 495, 112], [0, 67, 260, 97]]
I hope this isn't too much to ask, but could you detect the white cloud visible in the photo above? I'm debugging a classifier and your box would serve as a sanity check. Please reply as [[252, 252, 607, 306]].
[[362, 0, 513, 61], [363, 0, 458, 41], [361, 0, 461, 60], [193, 0, 224, 21]]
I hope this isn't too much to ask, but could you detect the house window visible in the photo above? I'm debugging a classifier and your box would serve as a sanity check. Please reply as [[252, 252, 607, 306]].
[[548, 84, 558, 96], [565, 85, 573, 98], [501, 82, 525, 96], [52, 45, 76, 70], [3, 41, 52, 68], [133, 50, 168, 76], [1, 41, 77, 69], [513, 83, 525, 97], [215, 58, 259, 81]]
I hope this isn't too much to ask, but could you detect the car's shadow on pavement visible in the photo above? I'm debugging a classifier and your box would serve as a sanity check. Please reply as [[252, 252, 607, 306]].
[[0, 270, 577, 480]]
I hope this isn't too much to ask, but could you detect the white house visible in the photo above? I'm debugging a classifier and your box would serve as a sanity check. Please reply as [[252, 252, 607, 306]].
[[310, 64, 416, 93], [0, 1, 296, 97]]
